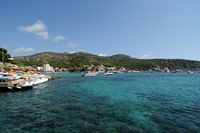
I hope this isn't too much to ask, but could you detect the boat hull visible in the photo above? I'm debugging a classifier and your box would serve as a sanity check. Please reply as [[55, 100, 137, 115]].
[[104, 73, 114, 76], [0, 86, 33, 92], [82, 73, 97, 77]]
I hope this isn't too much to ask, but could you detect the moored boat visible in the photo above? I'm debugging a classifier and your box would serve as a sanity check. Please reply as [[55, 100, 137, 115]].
[[0, 78, 33, 92], [16, 80, 34, 90], [132, 70, 140, 73], [188, 71, 194, 74], [171, 71, 177, 73], [0, 73, 49, 92], [31, 74, 49, 85], [104, 72, 114, 76], [82, 72, 97, 77]]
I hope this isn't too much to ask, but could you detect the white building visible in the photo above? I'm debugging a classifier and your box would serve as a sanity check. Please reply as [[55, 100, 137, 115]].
[[43, 64, 54, 72]]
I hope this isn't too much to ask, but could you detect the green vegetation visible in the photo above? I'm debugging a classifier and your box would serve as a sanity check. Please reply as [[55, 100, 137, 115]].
[[14, 52, 200, 70], [0, 48, 12, 63]]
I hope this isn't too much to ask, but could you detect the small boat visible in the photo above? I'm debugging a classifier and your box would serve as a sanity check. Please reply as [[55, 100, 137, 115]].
[[148, 69, 153, 73], [0, 73, 49, 92], [0, 79, 33, 92], [112, 71, 118, 74], [188, 71, 194, 74], [36, 77, 48, 85], [82, 72, 97, 77], [104, 72, 114, 76], [31, 74, 49, 85], [171, 71, 177, 73], [16, 80, 33, 90], [132, 70, 140, 73]]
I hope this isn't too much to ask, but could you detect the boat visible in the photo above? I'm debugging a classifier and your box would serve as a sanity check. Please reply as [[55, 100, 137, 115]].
[[148, 69, 153, 73], [112, 71, 118, 74], [132, 70, 140, 73], [16, 80, 33, 90], [0, 71, 49, 92], [104, 72, 114, 76], [188, 71, 194, 74], [82, 72, 97, 77], [14, 74, 48, 90], [0, 78, 33, 92], [171, 71, 177, 73], [31, 74, 49, 85]]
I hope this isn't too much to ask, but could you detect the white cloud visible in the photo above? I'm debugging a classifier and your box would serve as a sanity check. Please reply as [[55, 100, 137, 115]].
[[141, 54, 151, 59], [13, 47, 34, 53], [18, 20, 49, 39], [98, 53, 107, 57], [67, 42, 77, 48], [53, 36, 65, 42]]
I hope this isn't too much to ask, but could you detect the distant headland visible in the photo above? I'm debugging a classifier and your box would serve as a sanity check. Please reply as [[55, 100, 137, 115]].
[[12, 51, 200, 72]]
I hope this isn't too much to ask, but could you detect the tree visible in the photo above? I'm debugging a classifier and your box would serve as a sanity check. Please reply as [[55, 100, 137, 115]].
[[0, 48, 11, 62]]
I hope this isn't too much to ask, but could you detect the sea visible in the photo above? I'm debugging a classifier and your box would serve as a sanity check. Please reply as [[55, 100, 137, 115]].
[[0, 72, 200, 133]]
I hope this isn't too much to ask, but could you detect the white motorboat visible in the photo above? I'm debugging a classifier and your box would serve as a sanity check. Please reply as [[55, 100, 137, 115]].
[[16, 80, 34, 89], [188, 71, 194, 74], [132, 70, 140, 73], [31, 75, 48, 85], [104, 72, 114, 76], [82, 72, 97, 77], [16, 75, 48, 89]]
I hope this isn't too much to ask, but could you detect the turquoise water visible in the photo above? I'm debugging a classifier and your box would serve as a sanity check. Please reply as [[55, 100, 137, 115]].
[[0, 72, 200, 132]]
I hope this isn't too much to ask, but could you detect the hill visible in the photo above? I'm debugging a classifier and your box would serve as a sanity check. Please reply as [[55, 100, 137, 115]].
[[14, 52, 200, 70]]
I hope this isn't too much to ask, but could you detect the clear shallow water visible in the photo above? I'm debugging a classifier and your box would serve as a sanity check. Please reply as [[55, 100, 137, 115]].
[[0, 72, 200, 133]]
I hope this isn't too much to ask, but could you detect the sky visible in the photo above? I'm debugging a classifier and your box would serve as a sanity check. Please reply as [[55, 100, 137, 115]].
[[1, 0, 200, 60]]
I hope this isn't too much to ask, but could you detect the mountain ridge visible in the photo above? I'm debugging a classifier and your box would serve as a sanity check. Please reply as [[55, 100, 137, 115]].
[[14, 52, 200, 70]]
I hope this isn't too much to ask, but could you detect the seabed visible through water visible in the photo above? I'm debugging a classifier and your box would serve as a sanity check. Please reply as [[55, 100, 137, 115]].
[[0, 72, 200, 132]]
